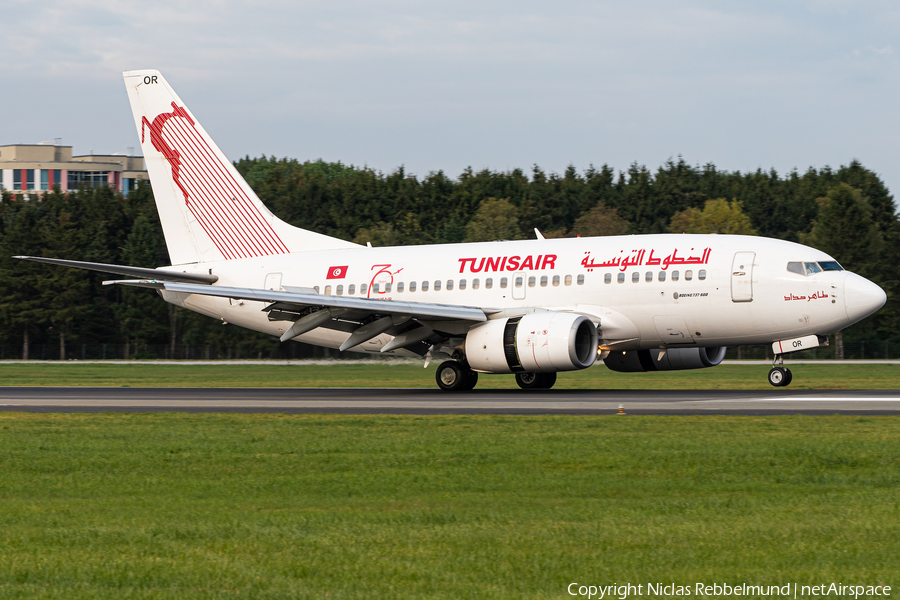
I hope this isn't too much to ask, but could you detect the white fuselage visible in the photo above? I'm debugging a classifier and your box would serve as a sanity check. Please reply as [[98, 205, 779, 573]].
[[159, 233, 883, 355]]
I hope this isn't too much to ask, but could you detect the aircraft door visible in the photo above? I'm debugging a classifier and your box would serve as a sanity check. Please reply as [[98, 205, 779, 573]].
[[731, 252, 755, 302], [264, 272, 283, 291], [512, 272, 526, 300]]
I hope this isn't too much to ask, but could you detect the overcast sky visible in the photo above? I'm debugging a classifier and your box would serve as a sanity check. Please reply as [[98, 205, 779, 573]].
[[3, 1, 898, 196]]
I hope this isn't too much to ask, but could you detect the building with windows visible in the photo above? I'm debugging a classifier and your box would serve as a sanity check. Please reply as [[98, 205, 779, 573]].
[[0, 144, 148, 196]]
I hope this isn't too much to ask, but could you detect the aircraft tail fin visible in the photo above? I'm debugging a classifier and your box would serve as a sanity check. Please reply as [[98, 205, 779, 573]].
[[122, 69, 358, 265]]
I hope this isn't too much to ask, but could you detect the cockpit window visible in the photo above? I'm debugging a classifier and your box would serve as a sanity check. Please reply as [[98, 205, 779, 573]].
[[789, 260, 843, 276]]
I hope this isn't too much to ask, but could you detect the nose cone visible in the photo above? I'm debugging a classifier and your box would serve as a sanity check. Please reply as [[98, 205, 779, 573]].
[[844, 273, 887, 324]]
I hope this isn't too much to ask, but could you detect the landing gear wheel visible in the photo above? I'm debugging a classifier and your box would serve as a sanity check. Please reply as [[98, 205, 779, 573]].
[[768, 367, 787, 387], [538, 372, 557, 389], [436, 361, 466, 391], [515, 372, 557, 390], [782, 368, 792, 386], [461, 370, 479, 391], [435, 361, 478, 391]]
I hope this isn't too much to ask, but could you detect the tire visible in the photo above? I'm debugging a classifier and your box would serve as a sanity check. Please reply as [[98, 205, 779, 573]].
[[782, 368, 793, 387], [538, 372, 557, 389], [768, 367, 786, 387], [436, 361, 467, 391], [515, 372, 540, 389], [515, 372, 556, 390], [461, 370, 479, 391]]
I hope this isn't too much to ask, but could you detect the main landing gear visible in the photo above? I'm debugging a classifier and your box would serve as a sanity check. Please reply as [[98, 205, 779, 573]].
[[434, 361, 560, 391], [435, 361, 479, 392], [768, 354, 793, 387], [515, 372, 557, 390]]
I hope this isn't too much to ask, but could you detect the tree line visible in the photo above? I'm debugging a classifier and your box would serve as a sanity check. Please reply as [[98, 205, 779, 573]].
[[0, 157, 897, 359]]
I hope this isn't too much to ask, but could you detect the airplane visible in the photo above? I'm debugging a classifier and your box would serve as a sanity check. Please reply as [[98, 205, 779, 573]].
[[15, 69, 888, 391]]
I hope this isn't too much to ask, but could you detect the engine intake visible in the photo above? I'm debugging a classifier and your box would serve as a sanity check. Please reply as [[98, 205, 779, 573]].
[[465, 312, 598, 374], [604, 347, 727, 372]]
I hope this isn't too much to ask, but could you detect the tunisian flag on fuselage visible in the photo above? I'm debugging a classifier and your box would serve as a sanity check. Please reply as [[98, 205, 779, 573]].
[[326, 266, 348, 279]]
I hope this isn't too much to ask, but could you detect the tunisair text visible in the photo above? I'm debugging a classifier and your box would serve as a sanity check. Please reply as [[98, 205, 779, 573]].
[[457, 255, 557, 274]]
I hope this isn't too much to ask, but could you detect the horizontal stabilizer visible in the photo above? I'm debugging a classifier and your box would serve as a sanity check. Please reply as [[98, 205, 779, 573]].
[[14, 256, 218, 284]]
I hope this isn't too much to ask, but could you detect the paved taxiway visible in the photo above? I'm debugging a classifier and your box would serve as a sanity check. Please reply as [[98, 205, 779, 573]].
[[1, 387, 899, 415]]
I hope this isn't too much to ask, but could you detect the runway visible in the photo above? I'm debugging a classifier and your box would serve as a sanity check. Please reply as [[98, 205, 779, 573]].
[[1, 387, 900, 415]]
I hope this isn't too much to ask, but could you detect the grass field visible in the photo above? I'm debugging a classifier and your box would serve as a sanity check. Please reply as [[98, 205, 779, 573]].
[[0, 413, 897, 599], [0, 362, 898, 389]]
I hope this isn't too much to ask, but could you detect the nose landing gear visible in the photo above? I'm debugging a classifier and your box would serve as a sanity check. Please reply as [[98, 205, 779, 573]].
[[768, 355, 793, 387]]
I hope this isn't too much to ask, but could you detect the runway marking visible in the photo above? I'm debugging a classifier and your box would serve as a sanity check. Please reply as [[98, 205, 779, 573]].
[[701, 397, 900, 403]]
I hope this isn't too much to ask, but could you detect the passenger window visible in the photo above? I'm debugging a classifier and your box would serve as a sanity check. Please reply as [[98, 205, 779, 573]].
[[409, 281, 416, 292], [397, 282, 404, 293], [552, 275, 560, 287], [632, 272, 640, 283], [348, 284, 356, 295], [645, 271, 653, 282], [314, 286, 320, 293], [446, 280, 454, 291], [485, 278, 493, 289], [685, 270, 693, 281], [577, 274, 585, 285], [434, 280, 441, 291], [698, 270, 706, 281], [373, 283, 380, 293], [565, 275, 573, 286], [658, 271, 666, 282], [787, 262, 804, 275], [459, 279, 466, 290], [515, 276, 523, 288], [360, 283, 367, 294], [500, 277, 508, 289], [617, 273, 625, 283], [604, 273, 611, 284], [805, 262, 822, 275], [336, 285, 343, 295], [671, 271, 679, 281], [472, 279, 480, 290], [325, 285, 332, 295], [421, 281, 429, 292]]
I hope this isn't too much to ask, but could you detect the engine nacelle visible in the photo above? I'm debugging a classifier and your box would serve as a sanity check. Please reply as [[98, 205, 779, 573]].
[[465, 312, 598, 374], [604, 347, 727, 372]]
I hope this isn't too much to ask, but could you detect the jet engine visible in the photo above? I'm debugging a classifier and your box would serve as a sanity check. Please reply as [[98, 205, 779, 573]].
[[465, 312, 598, 374], [604, 347, 727, 372]]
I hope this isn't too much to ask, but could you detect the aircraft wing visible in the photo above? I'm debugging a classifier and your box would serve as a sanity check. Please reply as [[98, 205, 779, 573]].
[[108, 280, 491, 351]]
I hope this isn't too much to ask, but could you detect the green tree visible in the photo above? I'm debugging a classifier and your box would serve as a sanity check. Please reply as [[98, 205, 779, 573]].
[[463, 198, 524, 243], [117, 214, 171, 357], [353, 222, 401, 247], [669, 198, 757, 235], [38, 191, 90, 359], [569, 202, 630, 237], [801, 184, 883, 278], [0, 199, 46, 358]]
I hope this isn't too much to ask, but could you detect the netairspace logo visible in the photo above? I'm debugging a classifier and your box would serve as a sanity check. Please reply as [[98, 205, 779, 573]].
[[567, 583, 892, 599]]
